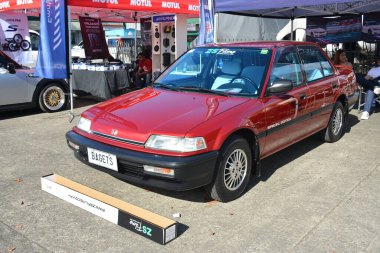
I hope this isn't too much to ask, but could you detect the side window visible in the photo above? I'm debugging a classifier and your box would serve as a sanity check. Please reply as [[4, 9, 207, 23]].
[[298, 46, 333, 82], [317, 51, 334, 77], [270, 47, 303, 87], [30, 33, 40, 51]]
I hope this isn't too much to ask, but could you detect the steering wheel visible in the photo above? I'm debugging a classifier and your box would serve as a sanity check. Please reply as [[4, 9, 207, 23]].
[[229, 76, 259, 93]]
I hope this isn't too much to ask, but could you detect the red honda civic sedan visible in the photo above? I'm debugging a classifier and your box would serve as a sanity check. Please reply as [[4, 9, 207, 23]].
[[66, 41, 358, 202]]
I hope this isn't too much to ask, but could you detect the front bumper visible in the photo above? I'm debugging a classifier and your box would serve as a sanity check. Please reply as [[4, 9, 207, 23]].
[[66, 131, 219, 191]]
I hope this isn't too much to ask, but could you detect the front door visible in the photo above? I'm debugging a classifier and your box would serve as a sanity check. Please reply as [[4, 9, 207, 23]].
[[0, 70, 29, 106], [261, 46, 313, 157]]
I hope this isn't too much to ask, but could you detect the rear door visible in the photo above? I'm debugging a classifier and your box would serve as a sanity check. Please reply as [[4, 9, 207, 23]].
[[297, 45, 337, 133], [261, 46, 313, 157]]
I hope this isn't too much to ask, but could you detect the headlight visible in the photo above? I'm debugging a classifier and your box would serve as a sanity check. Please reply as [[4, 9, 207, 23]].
[[145, 135, 207, 152], [77, 117, 92, 133]]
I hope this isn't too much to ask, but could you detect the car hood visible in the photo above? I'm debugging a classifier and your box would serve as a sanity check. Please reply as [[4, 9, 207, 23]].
[[84, 87, 250, 143]]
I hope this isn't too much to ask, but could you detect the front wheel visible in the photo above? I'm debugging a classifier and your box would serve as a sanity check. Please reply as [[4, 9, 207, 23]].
[[322, 101, 346, 143], [38, 83, 67, 112], [209, 136, 252, 202]]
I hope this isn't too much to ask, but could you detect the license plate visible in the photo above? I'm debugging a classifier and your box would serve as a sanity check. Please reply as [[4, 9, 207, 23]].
[[87, 148, 118, 171]]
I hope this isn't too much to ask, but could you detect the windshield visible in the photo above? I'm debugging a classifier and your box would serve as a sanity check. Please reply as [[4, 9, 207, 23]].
[[154, 47, 272, 96]]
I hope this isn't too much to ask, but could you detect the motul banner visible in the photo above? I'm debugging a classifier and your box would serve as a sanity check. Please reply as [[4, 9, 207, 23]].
[[0, 11, 32, 64], [70, 0, 199, 14], [0, 0, 199, 14], [79, 16, 110, 60]]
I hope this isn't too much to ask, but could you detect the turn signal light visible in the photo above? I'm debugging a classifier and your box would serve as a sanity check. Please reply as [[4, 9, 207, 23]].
[[68, 141, 79, 150], [143, 165, 174, 177]]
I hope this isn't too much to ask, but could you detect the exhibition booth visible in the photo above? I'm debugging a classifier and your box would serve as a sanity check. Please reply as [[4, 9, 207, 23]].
[[0, 0, 199, 99]]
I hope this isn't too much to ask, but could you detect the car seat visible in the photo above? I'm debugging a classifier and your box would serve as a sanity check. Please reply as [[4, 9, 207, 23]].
[[241, 66, 265, 88], [211, 61, 241, 90]]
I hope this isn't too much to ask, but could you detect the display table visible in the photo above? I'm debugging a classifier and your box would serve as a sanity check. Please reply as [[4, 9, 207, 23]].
[[72, 69, 130, 99]]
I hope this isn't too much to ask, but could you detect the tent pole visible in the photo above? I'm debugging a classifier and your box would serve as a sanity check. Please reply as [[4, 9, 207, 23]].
[[290, 8, 294, 41], [214, 13, 218, 43], [67, 6, 74, 120], [134, 13, 137, 61]]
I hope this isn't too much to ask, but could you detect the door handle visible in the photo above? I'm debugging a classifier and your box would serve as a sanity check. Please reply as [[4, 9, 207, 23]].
[[300, 93, 307, 100], [332, 83, 338, 89]]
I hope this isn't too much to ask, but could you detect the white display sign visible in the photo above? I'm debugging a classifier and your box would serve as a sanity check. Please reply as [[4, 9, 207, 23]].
[[0, 11, 32, 65], [41, 175, 119, 224]]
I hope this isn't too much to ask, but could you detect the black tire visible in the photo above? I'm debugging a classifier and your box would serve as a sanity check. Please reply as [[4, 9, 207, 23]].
[[13, 33, 23, 43], [209, 135, 252, 202], [8, 43, 17, 51], [21, 40, 31, 51], [322, 101, 346, 143], [38, 83, 67, 113]]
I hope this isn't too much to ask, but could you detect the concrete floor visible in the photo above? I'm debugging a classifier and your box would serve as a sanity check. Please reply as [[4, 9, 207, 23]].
[[0, 101, 379, 253]]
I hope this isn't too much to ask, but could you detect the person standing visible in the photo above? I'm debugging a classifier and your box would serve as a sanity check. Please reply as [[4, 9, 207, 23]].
[[135, 52, 152, 88], [333, 49, 353, 68]]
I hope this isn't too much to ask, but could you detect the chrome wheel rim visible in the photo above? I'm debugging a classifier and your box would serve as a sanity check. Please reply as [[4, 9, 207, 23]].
[[332, 107, 343, 136], [43, 86, 65, 111], [224, 149, 248, 191]]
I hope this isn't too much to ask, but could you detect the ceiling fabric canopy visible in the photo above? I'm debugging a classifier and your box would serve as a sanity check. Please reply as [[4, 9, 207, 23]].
[[0, 0, 199, 21], [214, 0, 380, 18]]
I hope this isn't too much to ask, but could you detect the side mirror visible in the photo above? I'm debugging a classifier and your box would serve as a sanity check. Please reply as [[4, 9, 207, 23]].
[[267, 79, 293, 94], [7, 63, 16, 74]]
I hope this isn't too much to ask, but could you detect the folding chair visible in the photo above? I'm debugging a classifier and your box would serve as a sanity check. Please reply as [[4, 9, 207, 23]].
[[357, 86, 380, 112]]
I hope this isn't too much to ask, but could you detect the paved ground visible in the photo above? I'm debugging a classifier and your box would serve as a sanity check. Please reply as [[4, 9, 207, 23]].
[[0, 100, 379, 253]]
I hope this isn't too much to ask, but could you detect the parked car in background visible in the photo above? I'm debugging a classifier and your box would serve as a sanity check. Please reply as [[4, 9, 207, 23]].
[[71, 41, 86, 59], [326, 21, 343, 35], [0, 50, 69, 113], [363, 20, 380, 35], [66, 41, 358, 202], [306, 25, 326, 37]]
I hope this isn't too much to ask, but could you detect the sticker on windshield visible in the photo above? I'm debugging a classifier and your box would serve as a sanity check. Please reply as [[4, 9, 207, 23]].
[[216, 49, 236, 55], [261, 49, 269, 54], [206, 49, 220, 54]]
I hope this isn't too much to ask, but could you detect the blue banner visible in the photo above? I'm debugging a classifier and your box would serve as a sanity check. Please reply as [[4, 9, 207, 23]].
[[35, 0, 67, 79], [199, 0, 214, 45]]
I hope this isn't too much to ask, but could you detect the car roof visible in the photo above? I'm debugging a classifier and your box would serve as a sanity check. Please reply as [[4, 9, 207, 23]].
[[198, 41, 320, 49]]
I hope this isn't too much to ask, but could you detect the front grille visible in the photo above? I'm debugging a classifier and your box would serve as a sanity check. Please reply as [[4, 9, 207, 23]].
[[118, 160, 144, 177], [91, 131, 144, 147]]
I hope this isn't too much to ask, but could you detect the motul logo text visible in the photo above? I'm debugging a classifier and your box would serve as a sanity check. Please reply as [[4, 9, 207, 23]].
[[188, 4, 199, 11], [130, 0, 152, 7], [0, 1, 10, 9], [162, 2, 179, 9], [92, 0, 119, 4], [17, 0, 33, 5]]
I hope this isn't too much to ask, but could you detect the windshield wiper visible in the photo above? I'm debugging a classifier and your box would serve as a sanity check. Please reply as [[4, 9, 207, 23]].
[[153, 83, 180, 91], [176, 86, 229, 97]]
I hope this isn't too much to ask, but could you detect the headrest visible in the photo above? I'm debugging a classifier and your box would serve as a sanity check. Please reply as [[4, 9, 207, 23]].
[[221, 61, 241, 75]]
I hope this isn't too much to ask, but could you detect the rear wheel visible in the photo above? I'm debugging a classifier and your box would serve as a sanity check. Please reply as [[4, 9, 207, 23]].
[[210, 136, 252, 202], [322, 101, 345, 143], [38, 83, 67, 112]]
